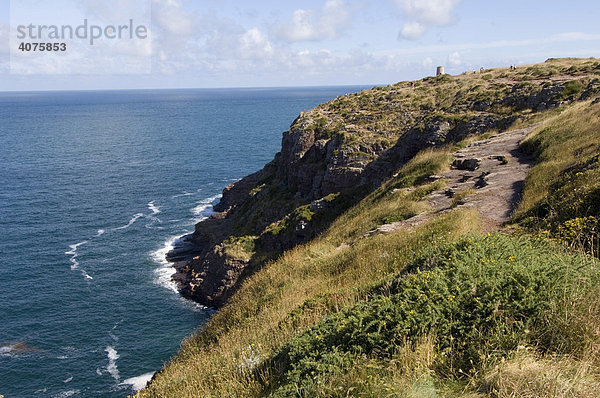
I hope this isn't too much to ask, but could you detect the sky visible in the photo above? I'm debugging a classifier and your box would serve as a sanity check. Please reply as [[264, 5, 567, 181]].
[[1, 0, 599, 91]]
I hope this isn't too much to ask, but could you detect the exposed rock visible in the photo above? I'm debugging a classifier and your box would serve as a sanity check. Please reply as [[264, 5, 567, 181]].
[[475, 172, 490, 188], [363, 124, 537, 238], [0, 341, 42, 355], [490, 155, 509, 164], [452, 158, 481, 171]]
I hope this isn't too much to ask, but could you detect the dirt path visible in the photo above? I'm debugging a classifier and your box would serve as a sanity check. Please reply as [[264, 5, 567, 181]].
[[371, 124, 538, 236]]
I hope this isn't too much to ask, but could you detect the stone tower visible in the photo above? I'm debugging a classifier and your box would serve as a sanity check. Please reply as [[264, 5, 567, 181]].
[[436, 66, 445, 76]]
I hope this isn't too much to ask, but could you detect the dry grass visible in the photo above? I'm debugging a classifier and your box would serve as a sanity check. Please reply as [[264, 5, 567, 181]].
[[535, 286, 600, 364], [142, 201, 481, 397], [480, 352, 600, 398], [304, 336, 439, 397], [516, 100, 600, 219]]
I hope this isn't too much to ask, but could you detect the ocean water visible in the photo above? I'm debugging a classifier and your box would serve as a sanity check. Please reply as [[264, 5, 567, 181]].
[[0, 86, 369, 397]]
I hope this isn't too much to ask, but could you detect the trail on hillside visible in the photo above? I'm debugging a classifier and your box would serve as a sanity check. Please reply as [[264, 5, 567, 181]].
[[371, 124, 538, 236]]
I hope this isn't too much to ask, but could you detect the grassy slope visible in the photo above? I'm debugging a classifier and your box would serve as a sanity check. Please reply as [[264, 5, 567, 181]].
[[141, 59, 600, 397], [516, 100, 600, 256]]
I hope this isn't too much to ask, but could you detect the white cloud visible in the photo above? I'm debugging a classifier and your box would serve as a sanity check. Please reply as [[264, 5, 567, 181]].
[[198, 14, 274, 62], [273, 0, 352, 42], [238, 28, 274, 59], [401, 22, 425, 40], [554, 32, 600, 41], [448, 51, 461, 66], [0, 23, 8, 55], [147, 0, 198, 68], [395, 0, 461, 40], [152, 0, 195, 37], [79, 0, 149, 22], [8, 1, 152, 75], [376, 32, 600, 57]]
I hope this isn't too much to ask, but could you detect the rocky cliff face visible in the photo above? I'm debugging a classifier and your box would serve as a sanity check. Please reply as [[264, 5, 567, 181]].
[[169, 60, 600, 308]]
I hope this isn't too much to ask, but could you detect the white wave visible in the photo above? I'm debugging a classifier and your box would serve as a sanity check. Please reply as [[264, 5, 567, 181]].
[[151, 236, 180, 293], [144, 202, 163, 228], [148, 201, 161, 215], [145, 225, 165, 230], [63, 376, 73, 383], [34, 388, 48, 394], [113, 213, 144, 231], [52, 390, 79, 398], [65, 241, 93, 280], [151, 236, 178, 265], [95, 229, 105, 237], [105, 346, 120, 382], [57, 355, 69, 360], [65, 241, 88, 256], [149, 194, 221, 294], [121, 372, 155, 391], [183, 299, 211, 313], [171, 191, 194, 199], [191, 194, 222, 220], [95, 368, 103, 376], [0, 345, 13, 357]]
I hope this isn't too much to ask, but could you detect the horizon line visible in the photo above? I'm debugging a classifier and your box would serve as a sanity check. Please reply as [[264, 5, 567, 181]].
[[0, 83, 384, 95]]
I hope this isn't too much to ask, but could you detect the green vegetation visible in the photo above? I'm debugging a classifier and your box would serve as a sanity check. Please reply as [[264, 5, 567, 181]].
[[140, 156, 481, 398], [451, 188, 476, 208], [516, 100, 600, 257], [560, 80, 584, 99], [267, 234, 599, 396], [222, 236, 258, 262], [140, 59, 600, 397]]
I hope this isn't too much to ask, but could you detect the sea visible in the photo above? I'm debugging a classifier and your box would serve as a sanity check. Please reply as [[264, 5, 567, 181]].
[[0, 86, 369, 397]]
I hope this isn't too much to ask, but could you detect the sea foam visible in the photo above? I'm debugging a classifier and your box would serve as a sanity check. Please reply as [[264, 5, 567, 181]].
[[121, 372, 155, 391], [113, 213, 145, 231], [192, 194, 222, 220], [171, 191, 194, 199], [65, 241, 93, 280], [151, 235, 181, 293], [105, 346, 120, 382], [52, 390, 79, 397], [0, 343, 15, 357], [147, 201, 161, 215]]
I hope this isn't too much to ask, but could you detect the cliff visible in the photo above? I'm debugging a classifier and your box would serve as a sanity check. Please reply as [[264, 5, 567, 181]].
[[169, 58, 600, 308], [145, 58, 600, 397]]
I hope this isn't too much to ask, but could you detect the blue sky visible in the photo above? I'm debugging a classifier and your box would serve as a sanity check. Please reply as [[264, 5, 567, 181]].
[[1, 0, 599, 91]]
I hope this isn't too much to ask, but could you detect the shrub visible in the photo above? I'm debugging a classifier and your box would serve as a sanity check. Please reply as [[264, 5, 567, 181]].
[[222, 235, 258, 262], [561, 80, 584, 99], [267, 234, 599, 396]]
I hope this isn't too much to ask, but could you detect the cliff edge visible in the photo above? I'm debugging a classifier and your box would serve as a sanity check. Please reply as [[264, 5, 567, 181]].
[[169, 58, 600, 308], [146, 58, 600, 397]]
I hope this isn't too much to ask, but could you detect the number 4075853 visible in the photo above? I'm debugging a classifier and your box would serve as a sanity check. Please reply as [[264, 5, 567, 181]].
[[18, 43, 67, 51]]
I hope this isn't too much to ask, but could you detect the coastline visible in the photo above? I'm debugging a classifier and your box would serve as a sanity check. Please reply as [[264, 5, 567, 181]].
[[165, 233, 204, 294]]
